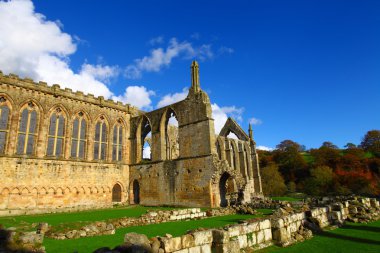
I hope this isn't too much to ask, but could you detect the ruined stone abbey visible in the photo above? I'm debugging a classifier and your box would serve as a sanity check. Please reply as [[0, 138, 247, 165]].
[[0, 61, 262, 215]]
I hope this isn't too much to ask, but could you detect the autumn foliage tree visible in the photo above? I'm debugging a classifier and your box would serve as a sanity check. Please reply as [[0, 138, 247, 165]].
[[360, 130, 380, 157], [261, 163, 287, 196], [259, 129, 380, 197], [273, 140, 307, 183]]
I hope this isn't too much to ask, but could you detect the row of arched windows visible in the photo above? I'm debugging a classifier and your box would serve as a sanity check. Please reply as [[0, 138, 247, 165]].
[[216, 136, 252, 180], [0, 97, 125, 162]]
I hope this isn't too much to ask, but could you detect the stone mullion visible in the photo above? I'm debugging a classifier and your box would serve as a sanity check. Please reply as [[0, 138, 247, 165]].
[[231, 141, 240, 172], [250, 144, 262, 193], [244, 144, 253, 180], [36, 110, 47, 158], [220, 138, 226, 161], [87, 122, 94, 161], [239, 146, 248, 179], [64, 118, 73, 159], [105, 124, 111, 162], [6, 107, 19, 155], [106, 124, 112, 162]]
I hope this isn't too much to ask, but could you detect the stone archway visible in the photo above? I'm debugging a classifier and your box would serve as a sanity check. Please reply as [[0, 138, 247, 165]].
[[112, 184, 122, 202], [133, 180, 140, 204], [219, 172, 230, 207]]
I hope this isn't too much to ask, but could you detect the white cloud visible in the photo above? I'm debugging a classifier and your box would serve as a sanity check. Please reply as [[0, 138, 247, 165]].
[[0, 0, 116, 98], [218, 46, 234, 54], [113, 86, 155, 110], [125, 38, 214, 79], [190, 33, 200, 40], [143, 144, 151, 159], [211, 103, 244, 134], [80, 64, 119, 83], [157, 87, 188, 108], [227, 132, 239, 139], [149, 36, 164, 45], [256, 146, 274, 151], [249, 117, 262, 125]]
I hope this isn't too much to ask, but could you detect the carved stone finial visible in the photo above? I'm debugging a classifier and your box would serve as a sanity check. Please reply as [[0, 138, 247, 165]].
[[190, 60, 200, 93], [248, 123, 253, 140]]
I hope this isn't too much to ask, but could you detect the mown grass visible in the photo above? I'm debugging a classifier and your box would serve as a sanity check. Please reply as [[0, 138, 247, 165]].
[[301, 152, 314, 164], [271, 196, 303, 202], [258, 220, 380, 253], [44, 213, 264, 253], [0, 205, 176, 232]]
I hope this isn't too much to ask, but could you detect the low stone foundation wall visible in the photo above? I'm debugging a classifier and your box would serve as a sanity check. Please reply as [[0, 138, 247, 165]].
[[2, 197, 379, 253], [49, 208, 207, 240]]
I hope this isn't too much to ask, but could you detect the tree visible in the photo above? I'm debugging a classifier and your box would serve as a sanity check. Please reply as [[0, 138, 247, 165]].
[[310, 145, 340, 170], [261, 164, 287, 196], [344, 143, 357, 149], [360, 130, 380, 157], [276, 140, 302, 152], [273, 140, 307, 182], [304, 166, 334, 196], [321, 141, 338, 149]]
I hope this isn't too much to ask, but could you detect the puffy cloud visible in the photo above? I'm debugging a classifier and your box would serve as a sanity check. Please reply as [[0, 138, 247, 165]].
[[211, 103, 244, 134], [157, 87, 188, 108], [256, 146, 274, 151], [0, 0, 116, 98], [80, 64, 119, 83], [113, 86, 155, 110], [249, 117, 263, 125], [125, 38, 214, 79], [143, 145, 151, 159], [227, 132, 239, 139]]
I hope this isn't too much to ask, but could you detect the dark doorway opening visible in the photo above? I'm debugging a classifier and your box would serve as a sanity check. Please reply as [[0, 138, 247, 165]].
[[219, 172, 230, 207], [133, 180, 140, 204], [112, 184, 122, 202]]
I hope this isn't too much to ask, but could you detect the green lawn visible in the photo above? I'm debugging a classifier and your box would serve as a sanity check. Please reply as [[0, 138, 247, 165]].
[[301, 152, 314, 164], [44, 214, 262, 253], [258, 220, 380, 253], [0, 206, 176, 232], [271, 196, 302, 202]]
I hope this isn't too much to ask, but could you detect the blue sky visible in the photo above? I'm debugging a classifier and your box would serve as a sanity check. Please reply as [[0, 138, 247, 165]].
[[0, 0, 379, 150]]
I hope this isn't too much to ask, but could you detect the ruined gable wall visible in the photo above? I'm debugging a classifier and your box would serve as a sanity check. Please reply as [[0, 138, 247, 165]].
[[129, 86, 217, 207]]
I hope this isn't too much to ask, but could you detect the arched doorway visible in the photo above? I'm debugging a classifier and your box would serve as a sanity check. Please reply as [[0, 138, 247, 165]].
[[219, 172, 230, 207], [133, 180, 140, 204], [112, 184, 122, 202]]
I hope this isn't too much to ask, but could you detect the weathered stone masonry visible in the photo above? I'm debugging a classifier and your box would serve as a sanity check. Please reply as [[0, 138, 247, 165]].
[[0, 61, 262, 214]]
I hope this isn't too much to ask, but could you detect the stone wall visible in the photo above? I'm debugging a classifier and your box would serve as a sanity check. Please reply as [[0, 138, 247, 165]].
[[0, 61, 263, 213], [3, 197, 379, 252], [119, 197, 380, 253], [0, 157, 128, 216], [49, 208, 207, 240], [0, 72, 133, 214]]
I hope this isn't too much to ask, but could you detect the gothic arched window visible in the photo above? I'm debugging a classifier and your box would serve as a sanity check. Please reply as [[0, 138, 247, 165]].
[[0, 97, 10, 154], [71, 112, 87, 159], [47, 108, 66, 157], [94, 116, 107, 160], [17, 102, 38, 155], [112, 120, 123, 161]]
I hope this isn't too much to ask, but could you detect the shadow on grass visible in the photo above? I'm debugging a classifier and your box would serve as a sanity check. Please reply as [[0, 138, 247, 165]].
[[340, 224, 380, 233], [316, 230, 380, 246]]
